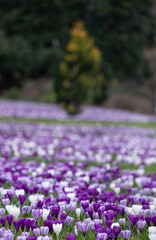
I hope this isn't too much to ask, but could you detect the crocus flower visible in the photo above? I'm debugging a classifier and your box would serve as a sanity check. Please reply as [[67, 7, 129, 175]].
[[22, 205, 31, 216], [6, 205, 20, 219], [7, 215, 13, 227], [19, 195, 27, 205], [137, 220, 146, 233], [112, 226, 121, 239], [25, 218, 35, 232], [60, 211, 67, 220], [152, 216, 156, 226], [15, 189, 25, 197], [121, 230, 131, 240], [149, 233, 156, 240], [119, 218, 125, 227], [51, 206, 60, 218], [32, 209, 43, 220], [149, 226, 156, 234], [3, 231, 14, 240], [64, 216, 74, 226], [33, 228, 40, 236], [53, 223, 62, 240], [13, 219, 20, 232], [44, 220, 53, 233], [42, 209, 50, 221], [0, 217, 6, 228], [96, 233, 108, 240], [132, 205, 142, 215], [41, 226, 49, 236], [2, 199, 10, 206], [0, 208, 5, 217], [19, 218, 26, 231], [16, 236, 27, 240], [29, 195, 38, 203], [66, 233, 76, 240], [76, 208, 81, 219]]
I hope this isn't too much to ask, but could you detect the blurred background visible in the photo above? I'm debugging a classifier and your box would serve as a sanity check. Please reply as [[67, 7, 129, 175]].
[[0, 0, 156, 114]]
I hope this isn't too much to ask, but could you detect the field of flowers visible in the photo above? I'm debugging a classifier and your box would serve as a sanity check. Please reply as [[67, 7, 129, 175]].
[[0, 102, 156, 239], [0, 100, 156, 123]]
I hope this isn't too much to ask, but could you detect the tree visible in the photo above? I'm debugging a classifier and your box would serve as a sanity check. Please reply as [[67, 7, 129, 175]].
[[56, 20, 104, 114]]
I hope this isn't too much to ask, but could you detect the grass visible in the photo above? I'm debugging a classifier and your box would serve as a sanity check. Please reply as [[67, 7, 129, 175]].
[[145, 164, 156, 175], [118, 163, 139, 171], [0, 116, 156, 128]]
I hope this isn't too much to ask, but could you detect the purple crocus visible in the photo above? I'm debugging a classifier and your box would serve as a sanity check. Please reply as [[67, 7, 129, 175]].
[[60, 211, 67, 220], [3, 231, 14, 240], [76, 221, 90, 236], [137, 220, 146, 232], [152, 216, 156, 226], [33, 228, 40, 236], [96, 233, 108, 240], [93, 202, 100, 212], [86, 207, 94, 220], [19, 195, 27, 205], [0, 208, 5, 217], [66, 233, 76, 240], [25, 218, 34, 231], [81, 201, 89, 210], [13, 220, 20, 232], [112, 226, 121, 239], [121, 230, 131, 240], [7, 215, 13, 228], [119, 218, 125, 227], [0, 217, 6, 228], [31, 209, 43, 220], [50, 206, 60, 218], [41, 226, 49, 236], [64, 216, 75, 226], [44, 220, 53, 233], [145, 216, 152, 226]]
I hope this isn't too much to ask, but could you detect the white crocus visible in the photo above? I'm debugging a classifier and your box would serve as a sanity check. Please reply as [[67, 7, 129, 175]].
[[111, 222, 120, 228], [153, 198, 156, 207], [32, 171, 37, 178], [110, 183, 116, 190], [149, 233, 156, 240], [53, 223, 62, 240], [42, 209, 50, 221], [29, 195, 38, 203], [42, 181, 50, 189], [75, 226, 78, 235], [67, 193, 76, 202], [37, 194, 44, 201], [15, 189, 25, 197], [149, 226, 156, 234], [150, 205, 155, 211], [132, 205, 142, 215], [114, 187, 120, 195], [97, 188, 102, 194], [76, 208, 81, 219], [6, 205, 20, 219]]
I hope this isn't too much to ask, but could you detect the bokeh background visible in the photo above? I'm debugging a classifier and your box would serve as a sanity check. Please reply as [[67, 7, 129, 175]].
[[0, 0, 156, 114]]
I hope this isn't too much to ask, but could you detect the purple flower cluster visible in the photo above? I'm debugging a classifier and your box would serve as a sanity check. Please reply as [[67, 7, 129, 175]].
[[0, 100, 156, 122], [0, 121, 155, 239], [0, 146, 155, 239], [0, 122, 155, 166]]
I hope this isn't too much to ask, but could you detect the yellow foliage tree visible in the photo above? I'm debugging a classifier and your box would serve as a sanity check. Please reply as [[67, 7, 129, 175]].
[[58, 20, 104, 114]]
